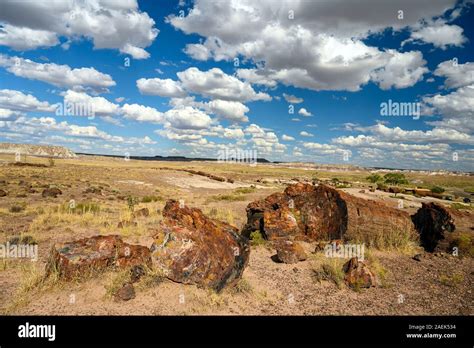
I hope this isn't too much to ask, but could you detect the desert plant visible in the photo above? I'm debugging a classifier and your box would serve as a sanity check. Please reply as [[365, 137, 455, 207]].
[[312, 261, 345, 289], [127, 196, 139, 212], [431, 186, 445, 194], [249, 230, 266, 246], [366, 174, 382, 183], [383, 173, 408, 186]]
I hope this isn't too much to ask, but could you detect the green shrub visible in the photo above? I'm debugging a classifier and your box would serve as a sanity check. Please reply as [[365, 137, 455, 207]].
[[431, 186, 445, 194], [366, 174, 382, 183], [383, 173, 408, 185], [141, 195, 162, 203], [249, 230, 266, 246]]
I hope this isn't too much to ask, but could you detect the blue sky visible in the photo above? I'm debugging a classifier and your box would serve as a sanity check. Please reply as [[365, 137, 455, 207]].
[[0, 0, 473, 171]]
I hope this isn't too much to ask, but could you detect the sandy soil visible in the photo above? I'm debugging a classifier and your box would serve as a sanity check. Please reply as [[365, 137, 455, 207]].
[[0, 154, 473, 315]]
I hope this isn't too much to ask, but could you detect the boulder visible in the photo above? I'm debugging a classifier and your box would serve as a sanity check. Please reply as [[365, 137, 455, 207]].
[[114, 283, 135, 301], [411, 202, 473, 252], [150, 200, 250, 292], [242, 183, 416, 242], [42, 187, 62, 198], [46, 235, 151, 280], [133, 207, 150, 218], [342, 257, 377, 288], [275, 240, 307, 264]]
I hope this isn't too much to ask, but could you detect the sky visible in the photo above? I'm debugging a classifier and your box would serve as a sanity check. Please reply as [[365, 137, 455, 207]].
[[0, 0, 473, 171]]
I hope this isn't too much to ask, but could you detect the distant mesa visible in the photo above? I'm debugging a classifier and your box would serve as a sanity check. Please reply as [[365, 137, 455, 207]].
[[0, 142, 76, 158]]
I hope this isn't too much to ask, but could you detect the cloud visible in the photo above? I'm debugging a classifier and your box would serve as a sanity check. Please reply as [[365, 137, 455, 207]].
[[62, 90, 120, 116], [121, 103, 163, 124], [0, 24, 58, 50], [163, 106, 213, 130], [0, 55, 115, 93], [300, 131, 314, 137], [236, 69, 277, 88], [298, 108, 312, 117], [0, 0, 158, 58], [423, 84, 474, 133], [406, 20, 466, 50], [0, 89, 56, 112], [434, 60, 474, 89], [177, 67, 271, 102], [370, 50, 428, 90], [137, 77, 187, 97], [283, 93, 303, 104], [207, 99, 249, 123], [169, 0, 450, 91], [282, 134, 295, 141]]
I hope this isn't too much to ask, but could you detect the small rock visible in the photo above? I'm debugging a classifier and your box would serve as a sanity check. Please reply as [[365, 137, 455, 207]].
[[413, 254, 423, 262], [342, 257, 377, 289], [133, 207, 149, 218], [42, 187, 62, 198], [0, 189, 8, 197], [114, 283, 135, 301], [130, 265, 146, 283], [275, 240, 307, 264], [117, 220, 137, 229]]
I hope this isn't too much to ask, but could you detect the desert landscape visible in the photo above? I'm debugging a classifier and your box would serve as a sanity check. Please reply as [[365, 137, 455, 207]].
[[0, 144, 472, 316]]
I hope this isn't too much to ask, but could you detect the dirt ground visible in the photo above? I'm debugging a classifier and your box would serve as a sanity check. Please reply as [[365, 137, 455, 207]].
[[0, 154, 473, 315]]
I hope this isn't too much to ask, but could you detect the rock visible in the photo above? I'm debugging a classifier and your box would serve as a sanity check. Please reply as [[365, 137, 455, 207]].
[[275, 240, 307, 264], [133, 207, 149, 218], [0, 189, 7, 197], [411, 202, 473, 252], [150, 199, 250, 292], [130, 265, 146, 283], [84, 186, 102, 194], [114, 283, 135, 301], [117, 220, 137, 229], [359, 189, 365, 194], [413, 254, 423, 262], [42, 187, 62, 198], [242, 183, 416, 242], [46, 235, 151, 280], [342, 257, 377, 288]]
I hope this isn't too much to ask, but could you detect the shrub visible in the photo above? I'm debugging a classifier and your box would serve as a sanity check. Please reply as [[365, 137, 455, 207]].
[[127, 196, 139, 212], [312, 261, 345, 289], [249, 230, 266, 246], [9, 204, 25, 213], [383, 173, 408, 186], [366, 174, 382, 183], [141, 195, 162, 203], [431, 186, 445, 194]]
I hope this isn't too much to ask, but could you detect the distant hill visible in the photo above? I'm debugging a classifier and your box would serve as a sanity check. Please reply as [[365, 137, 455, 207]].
[[77, 152, 272, 163], [0, 143, 77, 158]]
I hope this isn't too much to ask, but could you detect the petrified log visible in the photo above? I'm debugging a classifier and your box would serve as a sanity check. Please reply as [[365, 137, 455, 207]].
[[243, 183, 416, 242], [46, 235, 151, 280], [411, 202, 473, 252], [150, 200, 250, 292]]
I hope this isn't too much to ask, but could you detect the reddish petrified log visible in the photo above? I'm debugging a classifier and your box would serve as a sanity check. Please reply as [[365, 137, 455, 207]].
[[411, 202, 473, 252], [150, 200, 250, 291], [46, 235, 151, 280], [243, 183, 416, 242]]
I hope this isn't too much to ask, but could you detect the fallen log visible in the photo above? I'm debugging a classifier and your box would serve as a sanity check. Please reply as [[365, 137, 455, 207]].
[[243, 183, 417, 244], [411, 202, 473, 253]]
